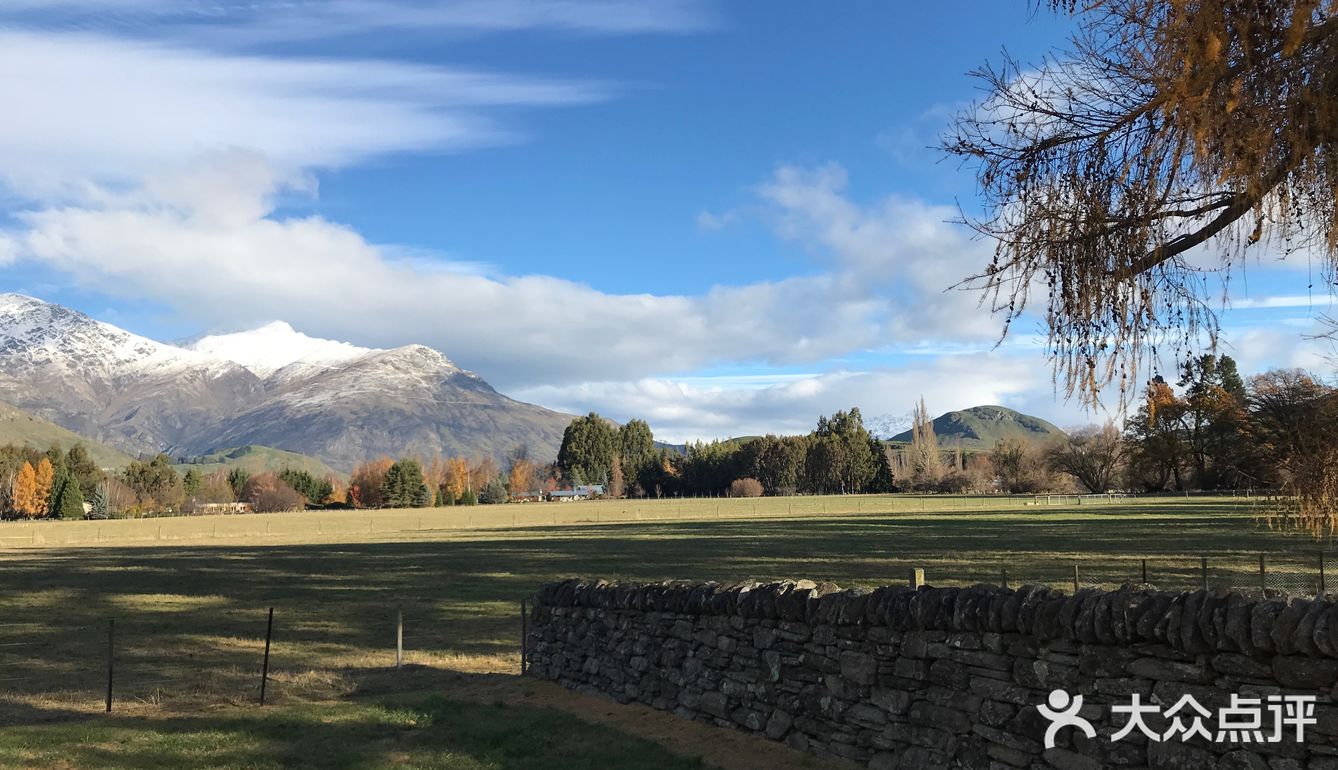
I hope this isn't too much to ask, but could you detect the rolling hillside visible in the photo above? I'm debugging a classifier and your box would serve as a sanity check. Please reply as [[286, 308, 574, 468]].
[[173, 445, 342, 480], [0, 401, 134, 469], [888, 405, 1064, 450]]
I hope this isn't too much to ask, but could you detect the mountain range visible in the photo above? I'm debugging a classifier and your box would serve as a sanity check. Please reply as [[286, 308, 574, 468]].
[[887, 405, 1064, 450], [0, 294, 573, 472]]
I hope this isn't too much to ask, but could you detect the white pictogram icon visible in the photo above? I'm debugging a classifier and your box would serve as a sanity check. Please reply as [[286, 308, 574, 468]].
[[1037, 689, 1097, 749]]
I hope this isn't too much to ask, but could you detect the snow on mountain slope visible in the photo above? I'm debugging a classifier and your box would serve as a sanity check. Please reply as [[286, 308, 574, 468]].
[[189, 321, 375, 381], [0, 293, 267, 455], [0, 292, 241, 381], [0, 294, 575, 467]]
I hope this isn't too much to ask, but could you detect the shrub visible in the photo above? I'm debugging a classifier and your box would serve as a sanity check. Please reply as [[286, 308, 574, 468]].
[[727, 478, 764, 498], [240, 473, 306, 513], [935, 471, 978, 494]]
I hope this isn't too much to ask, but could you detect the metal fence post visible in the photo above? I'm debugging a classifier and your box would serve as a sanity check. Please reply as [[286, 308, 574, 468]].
[[1201, 557, 1209, 591], [105, 617, 114, 714], [396, 610, 403, 670], [1141, 559, 1148, 584], [1000, 568, 1009, 589], [1259, 553, 1267, 594], [1072, 564, 1080, 593], [259, 607, 274, 706]]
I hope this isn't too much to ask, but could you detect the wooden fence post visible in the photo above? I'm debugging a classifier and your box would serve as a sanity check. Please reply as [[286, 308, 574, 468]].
[[105, 617, 114, 714], [908, 568, 925, 589], [259, 608, 274, 706], [1141, 559, 1148, 584], [1072, 564, 1080, 593], [520, 599, 529, 675], [396, 610, 403, 670], [1320, 551, 1327, 596]]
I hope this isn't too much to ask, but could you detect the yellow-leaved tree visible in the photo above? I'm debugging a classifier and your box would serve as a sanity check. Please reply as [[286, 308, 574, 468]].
[[32, 458, 54, 518], [12, 462, 39, 518]]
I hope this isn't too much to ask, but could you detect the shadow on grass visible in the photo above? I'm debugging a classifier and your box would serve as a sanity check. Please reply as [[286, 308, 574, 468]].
[[0, 504, 1319, 710], [0, 685, 709, 770]]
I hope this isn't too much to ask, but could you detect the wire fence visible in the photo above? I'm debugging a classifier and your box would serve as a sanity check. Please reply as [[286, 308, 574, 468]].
[[0, 549, 1330, 715], [0, 604, 506, 715], [910, 551, 1335, 596]]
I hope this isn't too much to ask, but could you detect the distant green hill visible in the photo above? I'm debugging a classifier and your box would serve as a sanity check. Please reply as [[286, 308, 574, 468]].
[[174, 445, 342, 480], [0, 400, 134, 469], [655, 435, 760, 455], [888, 405, 1064, 450]]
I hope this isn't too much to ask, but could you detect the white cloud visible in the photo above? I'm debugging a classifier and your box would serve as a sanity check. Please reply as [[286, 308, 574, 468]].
[[512, 354, 1085, 443], [750, 163, 1000, 343], [0, 0, 715, 41], [1230, 294, 1338, 310], [0, 30, 606, 195], [0, 17, 1063, 439], [9, 153, 907, 389]]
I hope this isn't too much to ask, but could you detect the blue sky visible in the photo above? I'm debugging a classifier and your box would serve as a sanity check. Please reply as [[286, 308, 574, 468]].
[[0, 1, 1332, 440]]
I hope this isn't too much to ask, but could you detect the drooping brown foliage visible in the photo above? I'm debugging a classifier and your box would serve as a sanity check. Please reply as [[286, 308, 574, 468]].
[[947, 0, 1338, 404], [727, 478, 764, 498], [1248, 370, 1338, 536], [240, 473, 306, 513], [1046, 423, 1126, 493], [348, 458, 393, 509]]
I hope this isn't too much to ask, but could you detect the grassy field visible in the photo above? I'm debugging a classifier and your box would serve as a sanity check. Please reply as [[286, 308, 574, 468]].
[[0, 494, 1321, 768]]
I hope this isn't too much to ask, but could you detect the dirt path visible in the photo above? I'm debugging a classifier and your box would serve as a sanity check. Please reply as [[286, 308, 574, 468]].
[[353, 667, 853, 770]]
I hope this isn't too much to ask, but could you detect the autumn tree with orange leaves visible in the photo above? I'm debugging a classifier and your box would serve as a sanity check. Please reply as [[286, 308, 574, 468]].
[[12, 462, 40, 518]]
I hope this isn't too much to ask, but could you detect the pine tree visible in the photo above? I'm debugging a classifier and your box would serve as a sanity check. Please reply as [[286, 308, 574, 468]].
[[47, 461, 69, 518], [88, 484, 109, 520], [227, 467, 251, 499], [459, 488, 477, 506], [183, 468, 203, 498], [53, 478, 85, 519], [413, 483, 432, 508]]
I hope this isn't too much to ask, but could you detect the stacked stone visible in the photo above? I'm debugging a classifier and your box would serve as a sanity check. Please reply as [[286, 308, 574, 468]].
[[528, 579, 1338, 769]]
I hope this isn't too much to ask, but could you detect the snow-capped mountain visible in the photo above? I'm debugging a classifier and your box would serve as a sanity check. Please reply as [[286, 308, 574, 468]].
[[865, 413, 911, 440], [188, 322, 375, 382], [0, 294, 573, 469], [0, 294, 264, 454]]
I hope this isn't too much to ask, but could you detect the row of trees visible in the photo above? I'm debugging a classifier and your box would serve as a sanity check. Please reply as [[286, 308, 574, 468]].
[[977, 358, 1338, 513], [0, 444, 102, 520], [551, 360, 1338, 506], [555, 408, 900, 498]]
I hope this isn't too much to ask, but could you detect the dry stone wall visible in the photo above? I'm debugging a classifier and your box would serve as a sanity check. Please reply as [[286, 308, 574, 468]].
[[527, 578, 1338, 769]]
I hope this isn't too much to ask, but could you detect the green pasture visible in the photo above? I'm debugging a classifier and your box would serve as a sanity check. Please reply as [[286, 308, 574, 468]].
[[0, 494, 1319, 768]]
